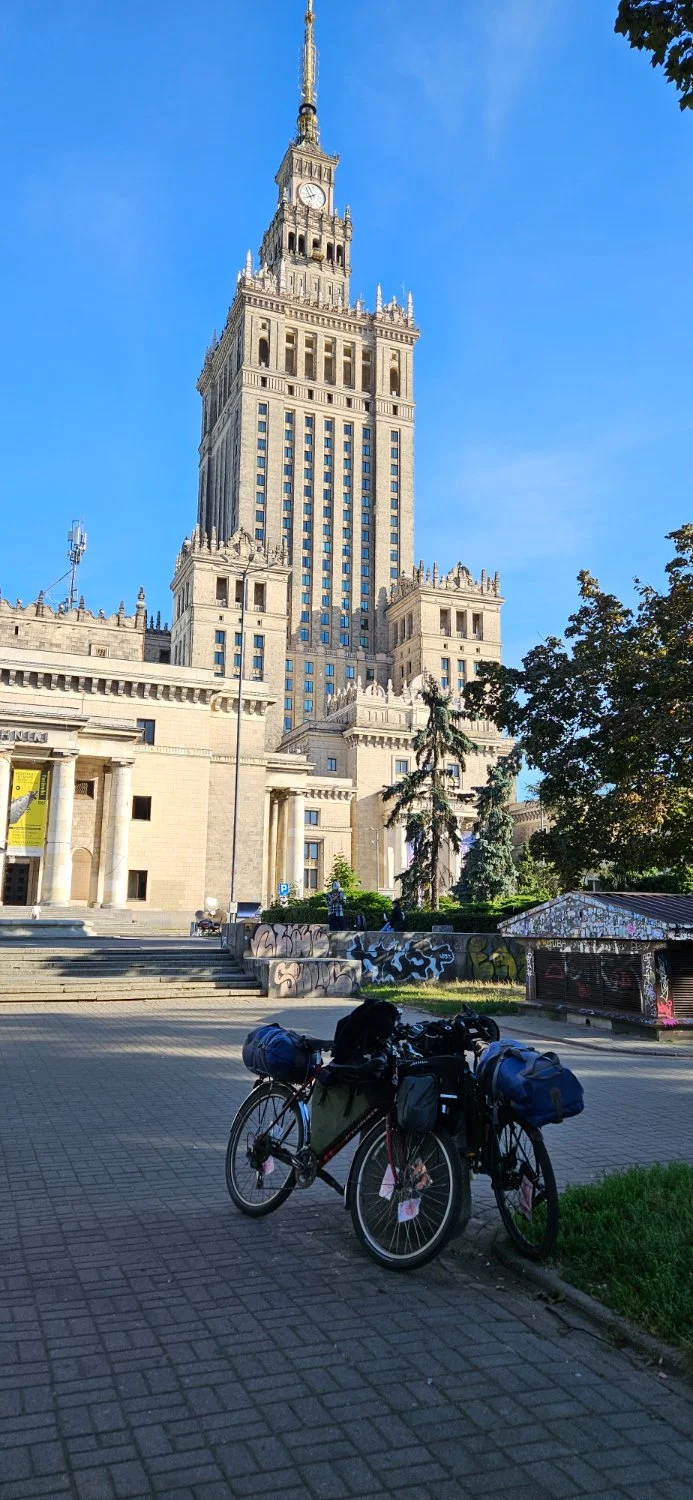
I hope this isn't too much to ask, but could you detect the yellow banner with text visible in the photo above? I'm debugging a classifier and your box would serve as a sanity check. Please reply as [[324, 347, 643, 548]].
[[7, 767, 50, 857]]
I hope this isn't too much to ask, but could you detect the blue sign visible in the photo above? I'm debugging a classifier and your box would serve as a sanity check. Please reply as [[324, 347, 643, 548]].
[[278, 883, 290, 897]]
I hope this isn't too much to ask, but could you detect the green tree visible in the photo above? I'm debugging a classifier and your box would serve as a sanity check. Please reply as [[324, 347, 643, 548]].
[[615, 2, 693, 109], [326, 854, 360, 895], [515, 841, 561, 900], [464, 527, 693, 889], [455, 751, 521, 903], [382, 675, 476, 911]]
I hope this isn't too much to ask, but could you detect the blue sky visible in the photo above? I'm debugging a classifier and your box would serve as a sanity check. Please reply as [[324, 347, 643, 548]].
[[1, 0, 691, 674]]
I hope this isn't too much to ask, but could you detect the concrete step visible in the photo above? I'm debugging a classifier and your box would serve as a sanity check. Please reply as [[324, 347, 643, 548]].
[[0, 978, 256, 990], [0, 991, 261, 1004], [0, 966, 243, 978]]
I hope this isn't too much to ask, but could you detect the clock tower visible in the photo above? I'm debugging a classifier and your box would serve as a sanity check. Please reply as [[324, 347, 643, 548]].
[[194, 0, 419, 740], [260, 0, 351, 308]]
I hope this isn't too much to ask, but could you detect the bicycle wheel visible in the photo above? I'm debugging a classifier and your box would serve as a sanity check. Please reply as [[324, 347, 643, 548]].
[[226, 1082, 305, 1217], [491, 1117, 559, 1260], [350, 1121, 462, 1271]]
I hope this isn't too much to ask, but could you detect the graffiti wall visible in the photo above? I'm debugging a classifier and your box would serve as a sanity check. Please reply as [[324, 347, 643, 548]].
[[655, 951, 674, 1022], [347, 936, 456, 986], [343, 932, 526, 986], [269, 959, 360, 1000], [250, 923, 329, 959], [501, 894, 670, 943], [465, 936, 526, 985]]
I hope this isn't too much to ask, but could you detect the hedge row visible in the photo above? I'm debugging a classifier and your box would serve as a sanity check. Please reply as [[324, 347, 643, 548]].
[[260, 892, 542, 933]]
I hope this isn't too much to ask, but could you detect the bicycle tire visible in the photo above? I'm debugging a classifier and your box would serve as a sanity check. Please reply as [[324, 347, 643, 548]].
[[350, 1121, 462, 1271], [226, 1082, 305, 1217], [491, 1116, 559, 1260]]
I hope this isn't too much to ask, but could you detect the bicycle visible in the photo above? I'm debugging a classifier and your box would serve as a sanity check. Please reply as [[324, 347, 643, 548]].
[[225, 1008, 560, 1270]]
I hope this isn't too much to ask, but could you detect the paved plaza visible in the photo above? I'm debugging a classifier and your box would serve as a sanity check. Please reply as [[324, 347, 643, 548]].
[[1, 991, 692, 1500]]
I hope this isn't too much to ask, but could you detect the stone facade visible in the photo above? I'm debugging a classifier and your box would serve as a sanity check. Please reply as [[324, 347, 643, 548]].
[[0, 4, 511, 916]]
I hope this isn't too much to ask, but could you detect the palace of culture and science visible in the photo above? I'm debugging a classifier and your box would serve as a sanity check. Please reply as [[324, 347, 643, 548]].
[[0, 3, 508, 916]]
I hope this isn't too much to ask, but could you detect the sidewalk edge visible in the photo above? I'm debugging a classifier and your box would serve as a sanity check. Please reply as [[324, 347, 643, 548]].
[[492, 1231, 693, 1382]]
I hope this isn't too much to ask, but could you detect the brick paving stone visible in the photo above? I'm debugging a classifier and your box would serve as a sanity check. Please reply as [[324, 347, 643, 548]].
[[1, 992, 692, 1500]]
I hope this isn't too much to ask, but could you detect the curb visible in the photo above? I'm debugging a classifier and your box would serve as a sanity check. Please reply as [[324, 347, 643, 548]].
[[492, 1231, 692, 1381]]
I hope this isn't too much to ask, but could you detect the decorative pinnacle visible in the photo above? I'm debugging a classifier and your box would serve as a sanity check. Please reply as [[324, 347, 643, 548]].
[[297, 0, 319, 145]]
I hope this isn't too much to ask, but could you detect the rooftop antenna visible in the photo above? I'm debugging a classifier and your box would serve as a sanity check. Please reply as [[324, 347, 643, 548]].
[[65, 520, 87, 610]]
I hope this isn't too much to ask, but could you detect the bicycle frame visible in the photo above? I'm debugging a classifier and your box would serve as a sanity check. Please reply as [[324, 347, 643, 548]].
[[247, 1075, 391, 1198]]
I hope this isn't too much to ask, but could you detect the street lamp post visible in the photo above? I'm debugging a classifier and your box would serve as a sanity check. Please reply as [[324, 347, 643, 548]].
[[228, 557, 257, 923]]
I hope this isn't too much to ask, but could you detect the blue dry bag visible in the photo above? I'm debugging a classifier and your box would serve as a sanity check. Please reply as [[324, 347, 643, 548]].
[[242, 1024, 319, 1084], [476, 1041, 584, 1128]]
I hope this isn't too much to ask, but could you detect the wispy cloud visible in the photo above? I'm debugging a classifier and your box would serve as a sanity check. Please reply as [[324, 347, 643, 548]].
[[419, 439, 606, 574], [483, 0, 558, 147]]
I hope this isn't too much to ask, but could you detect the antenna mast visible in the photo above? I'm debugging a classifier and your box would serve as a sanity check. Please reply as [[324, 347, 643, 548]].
[[65, 520, 87, 610]]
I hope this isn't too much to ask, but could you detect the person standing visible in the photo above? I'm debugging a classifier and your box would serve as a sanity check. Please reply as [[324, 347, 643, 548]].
[[327, 880, 346, 932], [390, 899, 406, 932]]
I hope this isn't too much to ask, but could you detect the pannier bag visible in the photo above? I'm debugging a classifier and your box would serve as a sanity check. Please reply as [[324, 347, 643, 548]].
[[310, 1083, 377, 1157], [242, 1024, 319, 1084], [476, 1041, 584, 1128], [396, 1074, 438, 1134], [332, 998, 398, 1065]]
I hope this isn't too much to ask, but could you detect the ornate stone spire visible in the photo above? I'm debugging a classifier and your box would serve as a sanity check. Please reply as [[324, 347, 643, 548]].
[[297, 0, 319, 145]]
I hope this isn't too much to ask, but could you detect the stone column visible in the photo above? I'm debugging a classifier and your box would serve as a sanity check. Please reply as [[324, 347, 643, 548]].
[[287, 790, 306, 895], [0, 753, 12, 905], [268, 795, 279, 903], [42, 751, 78, 905], [103, 759, 134, 908], [276, 795, 289, 887]]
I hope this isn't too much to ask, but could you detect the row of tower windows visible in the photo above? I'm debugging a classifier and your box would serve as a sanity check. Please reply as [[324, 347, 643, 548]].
[[287, 232, 345, 266]]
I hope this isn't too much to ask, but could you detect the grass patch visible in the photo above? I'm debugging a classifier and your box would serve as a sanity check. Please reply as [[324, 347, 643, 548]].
[[366, 982, 523, 1016], [554, 1163, 693, 1352]]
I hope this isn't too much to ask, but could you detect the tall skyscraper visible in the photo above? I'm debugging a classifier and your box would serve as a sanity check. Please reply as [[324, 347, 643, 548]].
[[195, 1, 419, 728]]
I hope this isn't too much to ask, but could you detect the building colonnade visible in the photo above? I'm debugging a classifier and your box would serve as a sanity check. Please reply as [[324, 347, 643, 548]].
[[0, 750, 135, 909]]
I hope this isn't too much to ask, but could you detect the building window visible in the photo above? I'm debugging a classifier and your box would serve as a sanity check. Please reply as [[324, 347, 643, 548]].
[[304, 698, 314, 714], [132, 796, 152, 821], [304, 841, 321, 891], [254, 582, 266, 611], [345, 666, 355, 680], [305, 809, 320, 826], [75, 780, 95, 799], [284, 715, 292, 732], [285, 329, 297, 376], [473, 613, 483, 640], [216, 577, 228, 604], [137, 719, 155, 745], [127, 870, 148, 901], [327, 757, 337, 772], [395, 759, 409, 776]]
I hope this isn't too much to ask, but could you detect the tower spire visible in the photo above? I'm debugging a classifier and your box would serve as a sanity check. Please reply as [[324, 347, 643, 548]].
[[297, 0, 319, 145]]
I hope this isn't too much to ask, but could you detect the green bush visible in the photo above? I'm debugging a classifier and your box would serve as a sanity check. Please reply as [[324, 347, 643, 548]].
[[261, 893, 542, 932]]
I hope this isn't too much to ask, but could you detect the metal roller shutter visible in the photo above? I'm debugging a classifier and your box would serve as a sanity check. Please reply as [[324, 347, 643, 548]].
[[600, 954, 642, 1014], [566, 953, 603, 1008], [535, 950, 566, 1005], [669, 944, 693, 1019]]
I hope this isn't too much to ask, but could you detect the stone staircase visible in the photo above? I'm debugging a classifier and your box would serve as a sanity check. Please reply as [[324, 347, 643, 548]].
[[0, 906, 192, 936], [0, 942, 262, 1004]]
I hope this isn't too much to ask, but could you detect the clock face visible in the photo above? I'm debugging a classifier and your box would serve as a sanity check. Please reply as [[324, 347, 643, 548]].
[[298, 182, 326, 209]]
